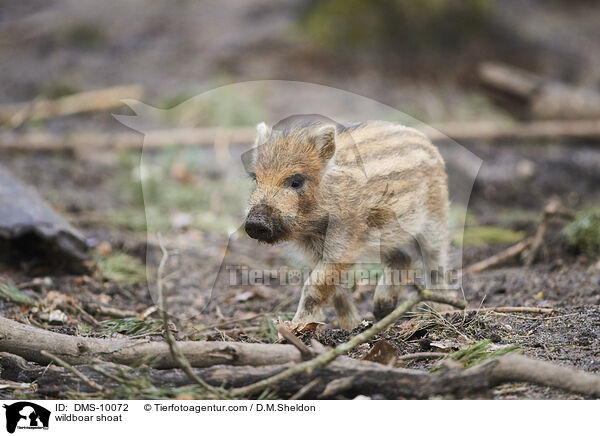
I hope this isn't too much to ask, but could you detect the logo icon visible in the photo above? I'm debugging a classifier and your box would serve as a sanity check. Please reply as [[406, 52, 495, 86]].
[[3, 402, 50, 433]]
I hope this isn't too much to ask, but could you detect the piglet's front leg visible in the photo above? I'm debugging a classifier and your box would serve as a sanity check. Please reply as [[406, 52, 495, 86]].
[[292, 261, 355, 328]]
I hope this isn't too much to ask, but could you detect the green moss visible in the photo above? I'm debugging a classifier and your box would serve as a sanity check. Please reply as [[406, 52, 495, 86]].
[[39, 81, 80, 99], [159, 85, 266, 127], [449, 339, 519, 368], [96, 317, 163, 337], [115, 148, 249, 234], [455, 226, 525, 247], [96, 252, 146, 284], [301, 0, 492, 52], [0, 281, 34, 305], [433, 340, 519, 371], [58, 24, 106, 49], [562, 208, 600, 256]]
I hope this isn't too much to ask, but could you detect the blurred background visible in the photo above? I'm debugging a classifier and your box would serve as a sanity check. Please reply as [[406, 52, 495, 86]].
[[2, 0, 600, 120], [0, 0, 599, 384]]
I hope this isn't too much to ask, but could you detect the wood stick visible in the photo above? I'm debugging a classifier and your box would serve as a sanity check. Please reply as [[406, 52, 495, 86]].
[[289, 377, 322, 400], [156, 235, 220, 393], [462, 237, 534, 276], [195, 313, 266, 333], [229, 293, 426, 397], [230, 288, 465, 398], [465, 353, 600, 397], [2, 119, 600, 151], [276, 324, 315, 361], [5, 328, 600, 399], [396, 352, 448, 361], [439, 306, 554, 315], [478, 62, 600, 120], [0, 85, 144, 124], [0, 316, 304, 368], [12, 351, 599, 399], [40, 350, 104, 391]]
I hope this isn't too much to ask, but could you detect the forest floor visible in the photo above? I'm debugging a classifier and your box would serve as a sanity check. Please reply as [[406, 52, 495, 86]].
[[1, 138, 599, 400]]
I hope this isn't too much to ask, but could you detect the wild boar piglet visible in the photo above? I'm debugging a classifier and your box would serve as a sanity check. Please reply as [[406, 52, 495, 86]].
[[244, 116, 449, 329]]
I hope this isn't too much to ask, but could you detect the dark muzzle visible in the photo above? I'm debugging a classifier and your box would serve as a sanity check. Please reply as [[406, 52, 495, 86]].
[[244, 204, 274, 242], [244, 204, 283, 243]]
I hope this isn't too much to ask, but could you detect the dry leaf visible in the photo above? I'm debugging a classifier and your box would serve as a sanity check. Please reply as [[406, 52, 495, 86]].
[[96, 241, 112, 256], [277, 318, 324, 337], [362, 340, 398, 365], [297, 322, 323, 333], [170, 161, 193, 184]]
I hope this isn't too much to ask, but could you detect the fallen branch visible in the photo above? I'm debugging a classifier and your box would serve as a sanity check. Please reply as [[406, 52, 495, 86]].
[[289, 377, 322, 400], [0, 85, 144, 126], [4, 351, 599, 399], [2, 119, 600, 151], [229, 292, 425, 397], [39, 350, 103, 391], [462, 237, 534, 276], [276, 323, 315, 361], [479, 62, 600, 120], [0, 316, 304, 368], [439, 306, 554, 315], [465, 353, 600, 397], [230, 288, 465, 398], [396, 352, 448, 361], [464, 200, 576, 275]]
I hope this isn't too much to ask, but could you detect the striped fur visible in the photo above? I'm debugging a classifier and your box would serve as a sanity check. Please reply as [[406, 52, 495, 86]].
[[245, 117, 449, 329]]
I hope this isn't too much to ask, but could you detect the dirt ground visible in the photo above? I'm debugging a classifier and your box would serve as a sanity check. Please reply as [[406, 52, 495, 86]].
[[1, 136, 599, 400]]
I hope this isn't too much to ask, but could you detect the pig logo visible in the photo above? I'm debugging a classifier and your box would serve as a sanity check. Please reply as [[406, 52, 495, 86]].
[[2, 402, 50, 433], [114, 80, 481, 321]]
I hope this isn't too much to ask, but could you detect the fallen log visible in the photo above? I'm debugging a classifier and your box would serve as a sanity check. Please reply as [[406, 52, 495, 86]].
[[0, 316, 303, 368], [0, 164, 89, 270], [2, 351, 599, 399], [479, 62, 600, 120]]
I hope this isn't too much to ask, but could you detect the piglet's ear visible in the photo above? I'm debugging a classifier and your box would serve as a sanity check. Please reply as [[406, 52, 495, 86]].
[[255, 122, 271, 145], [313, 125, 336, 161]]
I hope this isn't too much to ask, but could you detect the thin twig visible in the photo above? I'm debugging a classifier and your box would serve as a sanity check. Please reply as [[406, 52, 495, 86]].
[[195, 313, 266, 333], [156, 234, 220, 394], [438, 306, 554, 315], [289, 377, 322, 400], [230, 293, 425, 397], [396, 352, 448, 361], [421, 289, 467, 309], [276, 323, 315, 361], [230, 287, 467, 397], [72, 303, 102, 327], [462, 237, 534, 276], [40, 350, 104, 391]]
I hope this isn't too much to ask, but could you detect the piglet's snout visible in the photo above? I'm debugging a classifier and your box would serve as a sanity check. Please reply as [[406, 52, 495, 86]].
[[244, 205, 275, 241]]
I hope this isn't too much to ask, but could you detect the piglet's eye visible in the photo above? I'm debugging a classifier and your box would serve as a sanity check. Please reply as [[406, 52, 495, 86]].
[[289, 174, 305, 189], [248, 172, 257, 181]]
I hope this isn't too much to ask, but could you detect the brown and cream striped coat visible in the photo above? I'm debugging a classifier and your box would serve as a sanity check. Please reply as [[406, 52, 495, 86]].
[[244, 116, 449, 329]]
